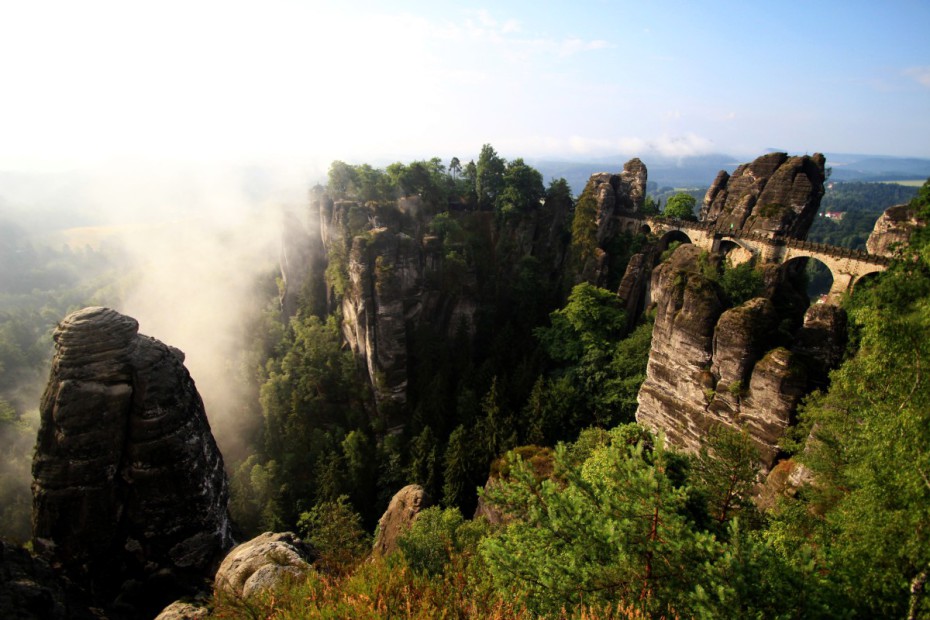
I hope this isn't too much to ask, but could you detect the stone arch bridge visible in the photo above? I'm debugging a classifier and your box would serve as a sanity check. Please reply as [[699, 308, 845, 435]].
[[617, 215, 893, 301]]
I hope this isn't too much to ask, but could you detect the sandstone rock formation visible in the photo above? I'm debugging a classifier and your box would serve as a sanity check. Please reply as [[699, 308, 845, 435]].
[[32, 307, 233, 615], [153, 600, 209, 620], [214, 532, 315, 600], [866, 203, 923, 257], [700, 152, 826, 238], [635, 234, 849, 468], [634, 153, 836, 471], [309, 185, 571, 411], [372, 484, 431, 557], [575, 158, 649, 286], [0, 540, 76, 620], [279, 209, 326, 319]]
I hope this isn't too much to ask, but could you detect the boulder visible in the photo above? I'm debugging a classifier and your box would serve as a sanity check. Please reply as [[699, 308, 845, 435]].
[[866, 203, 923, 257], [214, 532, 315, 600], [154, 600, 209, 620], [32, 307, 233, 615], [372, 485, 431, 557]]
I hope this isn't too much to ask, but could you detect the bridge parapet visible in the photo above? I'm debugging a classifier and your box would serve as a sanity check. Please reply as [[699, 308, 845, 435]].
[[781, 236, 892, 266], [619, 213, 893, 269]]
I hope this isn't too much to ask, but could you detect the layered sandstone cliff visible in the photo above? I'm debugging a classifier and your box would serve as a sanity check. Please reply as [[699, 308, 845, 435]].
[[635, 153, 833, 470], [309, 189, 572, 410], [32, 307, 233, 615], [700, 152, 826, 237]]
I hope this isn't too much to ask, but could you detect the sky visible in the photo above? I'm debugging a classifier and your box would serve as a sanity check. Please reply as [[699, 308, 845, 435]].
[[1, 0, 929, 173]]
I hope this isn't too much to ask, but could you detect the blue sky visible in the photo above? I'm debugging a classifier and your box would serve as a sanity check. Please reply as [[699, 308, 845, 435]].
[[1, 0, 928, 171]]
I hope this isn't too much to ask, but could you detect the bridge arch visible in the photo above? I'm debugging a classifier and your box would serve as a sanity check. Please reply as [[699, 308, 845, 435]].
[[717, 238, 754, 267], [782, 255, 834, 302], [658, 229, 692, 252], [849, 269, 883, 297]]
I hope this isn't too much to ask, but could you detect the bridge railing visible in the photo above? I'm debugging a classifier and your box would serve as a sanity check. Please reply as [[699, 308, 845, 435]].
[[622, 213, 893, 267]]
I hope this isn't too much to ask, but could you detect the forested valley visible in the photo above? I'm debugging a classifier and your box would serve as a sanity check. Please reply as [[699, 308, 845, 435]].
[[1, 149, 929, 618]]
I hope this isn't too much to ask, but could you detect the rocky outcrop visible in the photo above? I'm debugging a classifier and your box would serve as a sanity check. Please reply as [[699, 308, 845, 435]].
[[636, 247, 809, 467], [575, 159, 649, 286], [634, 153, 837, 470], [0, 540, 77, 620], [700, 152, 826, 238], [866, 203, 923, 257], [588, 158, 648, 243], [154, 601, 209, 620], [279, 208, 326, 319], [312, 187, 572, 411], [372, 485, 431, 557], [32, 307, 233, 616], [214, 532, 315, 600], [635, 245, 727, 452], [636, 249, 845, 469]]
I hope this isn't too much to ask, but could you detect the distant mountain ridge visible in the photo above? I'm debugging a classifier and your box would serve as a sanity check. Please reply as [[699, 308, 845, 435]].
[[530, 152, 930, 197]]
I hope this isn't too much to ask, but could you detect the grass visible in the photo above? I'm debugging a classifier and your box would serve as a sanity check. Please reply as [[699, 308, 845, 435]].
[[206, 553, 650, 619]]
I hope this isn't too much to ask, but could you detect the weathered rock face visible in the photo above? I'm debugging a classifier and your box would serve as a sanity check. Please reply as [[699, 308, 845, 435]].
[[372, 484, 431, 557], [700, 152, 826, 238], [576, 159, 649, 286], [214, 532, 315, 600], [866, 203, 923, 257], [32, 307, 233, 615], [589, 158, 648, 242], [312, 189, 572, 411], [634, 152, 838, 470], [154, 600, 209, 620], [0, 540, 77, 620], [636, 254, 846, 469], [635, 245, 727, 452]]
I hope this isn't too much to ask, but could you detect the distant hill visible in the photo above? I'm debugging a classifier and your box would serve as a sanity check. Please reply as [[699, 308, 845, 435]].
[[821, 153, 930, 182], [531, 152, 930, 197]]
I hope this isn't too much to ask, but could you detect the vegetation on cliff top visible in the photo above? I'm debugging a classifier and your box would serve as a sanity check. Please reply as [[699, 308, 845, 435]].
[[209, 177, 930, 618]]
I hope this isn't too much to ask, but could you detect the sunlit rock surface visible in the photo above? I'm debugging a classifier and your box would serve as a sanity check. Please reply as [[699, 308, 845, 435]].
[[636, 152, 838, 471], [32, 306, 233, 616], [372, 484, 431, 557], [866, 203, 923, 257], [701, 152, 826, 237], [214, 532, 315, 600]]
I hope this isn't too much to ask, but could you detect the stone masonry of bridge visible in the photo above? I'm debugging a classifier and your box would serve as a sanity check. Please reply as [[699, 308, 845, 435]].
[[617, 215, 892, 301]]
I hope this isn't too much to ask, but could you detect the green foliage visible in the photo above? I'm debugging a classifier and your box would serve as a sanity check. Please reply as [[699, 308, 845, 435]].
[[252, 312, 368, 528], [479, 426, 720, 617], [569, 183, 599, 273], [642, 195, 661, 215], [691, 425, 761, 530], [663, 192, 697, 220], [496, 158, 544, 217], [396, 506, 487, 577], [536, 283, 626, 364], [720, 260, 765, 305], [297, 495, 371, 575], [475, 144, 506, 210], [533, 285, 652, 432], [0, 399, 35, 544], [778, 178, 930, 617]]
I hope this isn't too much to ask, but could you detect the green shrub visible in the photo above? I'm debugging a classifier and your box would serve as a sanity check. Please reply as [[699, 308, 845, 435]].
[[297, 495, 371, 575]]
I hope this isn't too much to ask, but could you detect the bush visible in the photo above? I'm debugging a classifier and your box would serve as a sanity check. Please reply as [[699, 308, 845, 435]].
[[721, 261, 764, 305], [297, 495, 371, 574], [396, 506, 488, 577]]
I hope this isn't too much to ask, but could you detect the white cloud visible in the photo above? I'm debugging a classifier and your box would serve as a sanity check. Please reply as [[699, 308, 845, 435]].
[[904, 66, 930, 88]]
